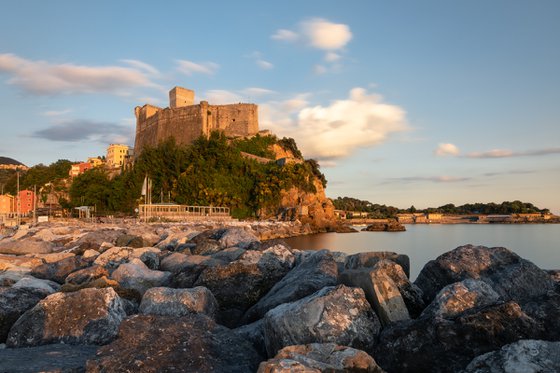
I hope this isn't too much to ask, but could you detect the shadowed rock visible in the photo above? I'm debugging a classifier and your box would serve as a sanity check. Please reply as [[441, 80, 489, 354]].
[[65, 265, 109, 286], [115, 233, 144, 248], [161, 253, 224, 288], [233, 319, 266, 358], [244, 249, 338, 323], [258, 343, 385, 373], [85, 314, 262, 373], [30, 256, 89, 284], [6, 287, 126, 347], [263, 285, 381, 357], [110, 258, 171, 296], [345, 252, 411, 279], [0, 287, 50, 343]]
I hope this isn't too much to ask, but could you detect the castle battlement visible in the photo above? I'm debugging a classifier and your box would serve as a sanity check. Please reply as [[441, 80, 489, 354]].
[[134, 87, 259, 157]]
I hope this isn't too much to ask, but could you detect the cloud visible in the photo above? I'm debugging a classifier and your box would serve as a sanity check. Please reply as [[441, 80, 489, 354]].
[[256, 59, 274, 70], [0, 53, 157, 95], [435, 143, 460, 156], [466, 147, 560, 159], [175, 59, 219, 76], [241, 87, 276, 97], [120, 59, 160, 76], [313, 65, 328, 75], [383, 175, 471, 184], [262, 88, 408, 160], [325, 52, 341, 62], [42, 109, 72, 117], [271, 29, 299, 42], [29, 119, 133, 144], [203, 90, 243, 104]]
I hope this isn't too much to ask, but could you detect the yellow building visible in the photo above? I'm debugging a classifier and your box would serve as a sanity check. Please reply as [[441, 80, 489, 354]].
[[0, 194, 14, 214], [87, 157, 104, 167], [106, 144, 130, 168]]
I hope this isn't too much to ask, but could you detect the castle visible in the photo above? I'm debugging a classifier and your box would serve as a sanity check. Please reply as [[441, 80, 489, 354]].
[[134, 87, 259, 156]]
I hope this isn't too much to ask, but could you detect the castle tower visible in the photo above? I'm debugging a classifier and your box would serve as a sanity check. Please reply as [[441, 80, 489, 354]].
[[169, 86, 195, 108]]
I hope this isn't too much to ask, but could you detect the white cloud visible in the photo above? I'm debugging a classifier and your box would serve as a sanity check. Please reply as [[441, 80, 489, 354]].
[[325, 52, 341, 62], [42, 109, 72, 117], [435, 143, 460, 156], [262, 88, 408, 160], [0, 53, 157, 95], [120, 59, 160, 76], [241, 87, 276, 97], [176, 59, 219, 76], [466, 147, 560, 158], [203, 90, 243, 104], [271, 29, 299, 42], [256, 59, 274, 70], [301, 18, 352, 50], [313, 65, 328, 75]]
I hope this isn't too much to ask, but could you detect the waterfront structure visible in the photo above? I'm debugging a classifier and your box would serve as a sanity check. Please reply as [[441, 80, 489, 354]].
[[69, 162, 92, 178], [106, 144, 130, 168], [134, 86, 259, 156], [138, 203, 231, 222]]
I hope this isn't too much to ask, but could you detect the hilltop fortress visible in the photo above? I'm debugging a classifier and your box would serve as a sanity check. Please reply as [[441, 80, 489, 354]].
[[134, 87, 259, 156]]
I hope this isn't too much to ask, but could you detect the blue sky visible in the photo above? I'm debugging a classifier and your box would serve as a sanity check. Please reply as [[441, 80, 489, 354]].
[[1, 0, 559, 213]]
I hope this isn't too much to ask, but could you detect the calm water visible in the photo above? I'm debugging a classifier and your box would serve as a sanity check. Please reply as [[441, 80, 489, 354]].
[[283, 224, 560, 280]]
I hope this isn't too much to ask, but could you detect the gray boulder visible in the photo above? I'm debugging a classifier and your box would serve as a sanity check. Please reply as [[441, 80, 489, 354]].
[[93, 246, 131, 269], [0, 287, 50, 342], [243, 249, 338, 323], [190, 227, 260, 255], [195, 245, 295, 327], [6, 287, 126, 347], [161, 253, 224, 288], [421, 279, 501, 319], [86, 314, 262, 373], [30, 255, 89, 284], [258, 343, 385, 373], [111, 258, 171, 296], [115, 233, 144, 248], [139, 286, 218, 319], [263, 285, 381, 357], [12, 276, 60, 293], [415, 245, 555, 305], [345, 251, 411, 279], [464, 339, 560, 373], [0, 343, 98, 373], [233, 319, 266, 358]]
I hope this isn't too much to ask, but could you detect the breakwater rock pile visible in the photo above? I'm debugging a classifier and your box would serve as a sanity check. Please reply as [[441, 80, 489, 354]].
[[0, 222, 559, 372]]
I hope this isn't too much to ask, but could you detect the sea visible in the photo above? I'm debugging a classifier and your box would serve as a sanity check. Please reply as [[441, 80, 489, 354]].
[[283, 224, 560, 280]]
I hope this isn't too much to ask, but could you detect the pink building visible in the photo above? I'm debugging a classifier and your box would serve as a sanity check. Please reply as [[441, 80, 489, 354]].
[[69, 162, 92, 178], [18, 189, 35, 215]]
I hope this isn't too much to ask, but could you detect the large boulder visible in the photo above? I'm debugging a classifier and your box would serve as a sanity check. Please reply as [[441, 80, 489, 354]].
[[263, 285, 381, 357], [0, 254, 44, 272], [414, 245, 555, 305], [64, 265, 109, 286], [195, 245, 295, 327], [521, 291, 560, 341], [464, 339, 560, 373], [139, 286, 218, 319], [161, 253, 224, 288], [0, 287, 50, 342], [6, 287, 126, 347], [233, 319, 266, 358], [85, 314, 262, 373], [0, 343, 98, 373], [374, 301, 542, 373], [93, 246, 131, 269], [190, 227, 259, 255], [244, 249, 338, 323], [0, 239, 56, 255], [110, 258, 171, 296], [12, 276, 60, 294], [340, 268, 410, 326], [345, 252, 411, 279], [30, 255, 89, 284], [115, 233, 144, 248], [258, 343, 385, 373], [67, 229, 123, 253]]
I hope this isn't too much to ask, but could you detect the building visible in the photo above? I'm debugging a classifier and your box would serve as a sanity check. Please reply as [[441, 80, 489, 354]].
[[87, 157, 104, 167], [134, 86, 259, 157], [0, 194, 14, 214], [18, 189, 35, 215], [69, 162, 92, 178], [106, 144, 130, 168]]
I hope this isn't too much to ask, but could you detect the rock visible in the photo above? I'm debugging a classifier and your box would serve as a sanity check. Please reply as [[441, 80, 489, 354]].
[[190, 227, 260, 255], [421, 279, 501, 319], [195, 245, 295, 327], [6, 287, 126, 347], [129, 247, 160, 269], [30, 255, 89, 284], [414, 245, 555, 305], [361, 220, 405, 232], [463, 339, 560, 373], [115, 233, 144, 248], [82, 249, 100, 261], [156, 229, 199, 252], [218, 227, 260, 249], [0, 239, 56, 255], [332, 224, 359, 233], [93, 246, 131, 269], [0, 287, 50, 342], [139, 286, 218, 319], [258, 343, 385, 373], [211, 246, 246, 263], [0, 254, 44, 272], [522, 291, 560, 340], [68, 229, 123, 254], [0, 343, 98, 373], [340, 268, 410, 325], [111, 258, 171, 296], [244, 249, 338, 323], [263, 285, 381, 357], [12, 276, 60, 293], [161, 253, 224, 288], [31, 252, 75, 263], [86, 314, 262, 373], [345, 252, 411, 279], [64, 265, 109, 286], [374, 301, 542, 373], [233, 319, 267, 357]]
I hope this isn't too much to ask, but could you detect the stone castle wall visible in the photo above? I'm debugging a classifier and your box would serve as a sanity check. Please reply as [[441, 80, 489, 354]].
[[134, 87, 259, 156]]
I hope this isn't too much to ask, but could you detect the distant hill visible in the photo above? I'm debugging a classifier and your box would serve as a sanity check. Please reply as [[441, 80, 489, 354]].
[[0, 156, 25, 166]]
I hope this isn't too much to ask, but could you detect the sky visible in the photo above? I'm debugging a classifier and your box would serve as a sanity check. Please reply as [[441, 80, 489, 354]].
[[0, 0, 559, 213]]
